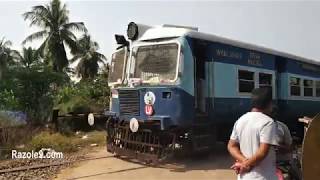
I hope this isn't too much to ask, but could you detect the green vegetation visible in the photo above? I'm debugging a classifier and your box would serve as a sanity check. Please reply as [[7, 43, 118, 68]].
[[0, 0, 110, 160], [0, 38, 20, 80], [26, 131, 106, 153], [55, 70, 110, 115], [15, 47, 42, 69], [22, 0, 87, 72], [0, 130, 105, 158], [71, 34, 107, 80], [0, 0, 109, 125], [27, 132, 77, 152]]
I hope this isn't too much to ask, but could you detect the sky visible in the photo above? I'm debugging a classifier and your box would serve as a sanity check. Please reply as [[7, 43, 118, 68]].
[[0, 0, 320, 62]]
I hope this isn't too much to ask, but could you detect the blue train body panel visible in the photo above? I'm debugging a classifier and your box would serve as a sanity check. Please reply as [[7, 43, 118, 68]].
[[188, 36, 320, 136], [286, 59, 320, 78], [111, 86, 194, 130], [110, 35, 320, 137]]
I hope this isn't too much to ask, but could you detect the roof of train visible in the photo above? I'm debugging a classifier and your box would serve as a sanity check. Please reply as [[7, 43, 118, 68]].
[[138, 27, 320, 66]]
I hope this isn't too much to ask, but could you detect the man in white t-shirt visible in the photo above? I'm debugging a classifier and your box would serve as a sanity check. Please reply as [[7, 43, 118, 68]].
[[228, 88, 278, 180]]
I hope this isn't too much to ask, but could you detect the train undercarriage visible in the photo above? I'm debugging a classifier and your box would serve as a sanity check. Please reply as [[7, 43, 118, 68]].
[[106, 117, 216, 164]]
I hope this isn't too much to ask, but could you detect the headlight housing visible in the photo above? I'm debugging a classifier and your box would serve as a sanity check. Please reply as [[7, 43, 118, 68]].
[[127, 22, 139, 40]]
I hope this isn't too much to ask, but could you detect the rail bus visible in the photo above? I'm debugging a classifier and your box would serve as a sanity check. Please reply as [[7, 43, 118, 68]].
[[106, 22, 320, 163]]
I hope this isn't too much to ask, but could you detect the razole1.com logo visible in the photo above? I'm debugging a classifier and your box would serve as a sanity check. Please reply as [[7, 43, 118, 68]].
[[12, 148, 63, 159]]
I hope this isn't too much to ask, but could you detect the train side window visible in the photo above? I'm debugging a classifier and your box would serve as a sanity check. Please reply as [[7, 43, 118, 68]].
[[303, 79, 314, 97], [238, 70, 255, 93], [259, 73, 272, 89], [290, 77, 301, 96], [316, 81, 320, 97]]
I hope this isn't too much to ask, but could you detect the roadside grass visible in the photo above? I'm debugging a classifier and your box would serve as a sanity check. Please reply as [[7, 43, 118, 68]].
[[72, 131, 106, 148], [24, 130, 106, 153], [0, 126, 106, 160], [0, 124, 42, 159]]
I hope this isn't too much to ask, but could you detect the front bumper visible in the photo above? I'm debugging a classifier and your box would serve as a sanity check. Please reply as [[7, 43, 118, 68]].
[[106, 116, 176, 164]]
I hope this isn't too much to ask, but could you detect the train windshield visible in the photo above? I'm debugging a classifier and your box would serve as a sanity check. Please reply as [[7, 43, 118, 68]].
[[131, 43, 179, 84], [108, 47, 127, 84]]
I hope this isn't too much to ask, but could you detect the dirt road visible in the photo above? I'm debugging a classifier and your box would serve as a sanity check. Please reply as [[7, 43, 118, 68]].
[[56, 144, 236, 180]]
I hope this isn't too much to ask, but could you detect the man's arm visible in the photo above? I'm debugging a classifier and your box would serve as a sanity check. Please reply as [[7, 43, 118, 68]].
[[227, 139, 247, 162]]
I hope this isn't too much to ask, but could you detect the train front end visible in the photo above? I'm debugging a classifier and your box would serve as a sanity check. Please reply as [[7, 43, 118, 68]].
[[106, 23, 195, 163]]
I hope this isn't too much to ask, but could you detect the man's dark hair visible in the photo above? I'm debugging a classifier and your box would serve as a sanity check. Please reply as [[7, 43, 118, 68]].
[[251, 87, 272, 109]]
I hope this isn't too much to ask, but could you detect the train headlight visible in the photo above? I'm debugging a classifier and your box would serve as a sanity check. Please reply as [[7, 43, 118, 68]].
[[127, 22, 139, 40], [144, 91, 156, 105], [111, 89, 118, 98], [129, 118, 139, 133]]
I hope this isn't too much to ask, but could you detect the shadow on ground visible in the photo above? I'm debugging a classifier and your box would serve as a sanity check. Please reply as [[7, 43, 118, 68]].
[[166, 142, 232, 172], [59, 142, 234, 180], [117, 141, 233, 172]]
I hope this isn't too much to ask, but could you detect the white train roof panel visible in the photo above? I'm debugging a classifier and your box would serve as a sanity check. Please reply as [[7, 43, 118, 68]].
[[138, 27, 320, 66]]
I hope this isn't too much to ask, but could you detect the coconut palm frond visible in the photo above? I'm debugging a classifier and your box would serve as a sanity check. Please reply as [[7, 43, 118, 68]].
[[17, 47, 42, 68], [61, 31, 78, 54], [70, 54, 81, 63], [10, 50, 23, 62], [36, 36, 50, 58], [0, 37, 12, 47], [22, 0, 88, 72], [72, 34, 107, 80], [22, 30, 49, 45], [63, 22, 87, 33]]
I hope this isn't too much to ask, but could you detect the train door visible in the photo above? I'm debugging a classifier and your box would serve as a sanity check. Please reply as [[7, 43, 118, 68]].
[[194, 43, 207, 115], [192, 41, 216, 152]]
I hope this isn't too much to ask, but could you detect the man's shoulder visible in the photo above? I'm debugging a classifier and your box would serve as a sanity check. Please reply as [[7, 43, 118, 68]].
[[257, 113, 274, 123], [239, 112, 272, 120], [237, 112, 274, 126]]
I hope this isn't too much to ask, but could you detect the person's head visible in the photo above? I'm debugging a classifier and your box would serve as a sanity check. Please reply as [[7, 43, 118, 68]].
[[251, 87, 273, 115]]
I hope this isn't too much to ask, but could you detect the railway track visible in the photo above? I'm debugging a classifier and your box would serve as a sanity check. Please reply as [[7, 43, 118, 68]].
[[0, 155, 113, 174], [0, 154, 184, 175]]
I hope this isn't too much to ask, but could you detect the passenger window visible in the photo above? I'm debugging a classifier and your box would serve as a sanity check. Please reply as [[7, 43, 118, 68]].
[[238, 70, 255, 93], [303, 79, 314, 97], [259, 73, 272, 89], [290, 77, 301, 96], [316, 81, 320, 97]]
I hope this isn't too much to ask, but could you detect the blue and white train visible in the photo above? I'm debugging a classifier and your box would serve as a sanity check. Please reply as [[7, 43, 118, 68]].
[[106, 22, 320, 163]]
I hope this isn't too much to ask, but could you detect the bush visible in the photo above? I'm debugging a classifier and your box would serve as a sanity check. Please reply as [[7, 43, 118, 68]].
[[26, 131, 106, 153], [0, 89, 19, 110], [0, 67, 69, 124], [0, 125, 40, 159], [54, 74, 110, 115], [27, 132, 77, 152]]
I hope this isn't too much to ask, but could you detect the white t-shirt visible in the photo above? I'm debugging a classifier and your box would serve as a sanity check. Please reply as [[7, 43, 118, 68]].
[[275, 121, 292, 162], [230, 112, 278, 180], [275, 121, 292, 147]]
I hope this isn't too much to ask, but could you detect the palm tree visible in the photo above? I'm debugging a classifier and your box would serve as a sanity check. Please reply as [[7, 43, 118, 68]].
[[22, 0, 87, 72], [71, 34, 107, 80], [0, 37, 19, 79], [15, 47, 42, 69], [0, 49, 8, 80]]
